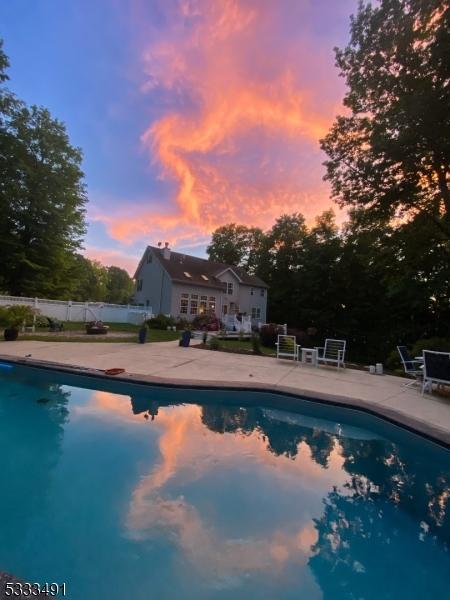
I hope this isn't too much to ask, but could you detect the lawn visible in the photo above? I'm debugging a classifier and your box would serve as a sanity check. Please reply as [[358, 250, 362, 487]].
[[0, 322, 180, 344], [206, 338, 276, 356]]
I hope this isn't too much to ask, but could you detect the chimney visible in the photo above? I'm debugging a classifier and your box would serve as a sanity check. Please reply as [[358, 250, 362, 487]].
[[163, 242, 171, 260]]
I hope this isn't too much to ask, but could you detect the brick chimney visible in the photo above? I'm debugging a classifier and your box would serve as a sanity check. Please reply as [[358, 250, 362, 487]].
[[163, 242, 171, 260]]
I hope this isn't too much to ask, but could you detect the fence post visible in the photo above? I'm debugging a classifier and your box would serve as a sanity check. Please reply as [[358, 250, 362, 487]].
[[67, 300, 72, 322], [85, 302, 89, 322]]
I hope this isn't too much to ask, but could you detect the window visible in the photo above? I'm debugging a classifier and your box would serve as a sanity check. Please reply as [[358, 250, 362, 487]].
[[208, 296, 216, 311], [181, 293, 189, 298], [260, 288, 265, 297], [191, 294, 198, 300], [146, 252, 152, 263], [136, 279, 143, 291], [200, 295, 207, 313], [251, 307, 261, 319], [180, 298, 188, 314], [227, 282, 233, 295], [190, 299, 198, 315], [184, 271, 192, 278], [250, 287, 254, 295], [201, 274, 209, 281], [223, 304, 228, 315]]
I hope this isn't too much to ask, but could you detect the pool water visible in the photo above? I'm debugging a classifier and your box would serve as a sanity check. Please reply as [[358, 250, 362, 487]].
[[0, 364, 449, 599]]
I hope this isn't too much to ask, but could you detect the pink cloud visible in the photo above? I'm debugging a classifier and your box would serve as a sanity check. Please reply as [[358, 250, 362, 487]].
[[84, 246, 141, 274], [95, 0, 347, 248]]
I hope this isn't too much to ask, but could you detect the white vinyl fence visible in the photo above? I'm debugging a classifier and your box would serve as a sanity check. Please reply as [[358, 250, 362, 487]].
[[0, 295, 152, 325]]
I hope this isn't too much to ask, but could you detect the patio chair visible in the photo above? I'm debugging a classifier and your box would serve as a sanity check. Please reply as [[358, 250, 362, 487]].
[[47, 317, 64, 332], [276, 335, 298, 361], [422, 350, 450, 395], [315, 339, 346, 369], [397, 345, 423, 388]]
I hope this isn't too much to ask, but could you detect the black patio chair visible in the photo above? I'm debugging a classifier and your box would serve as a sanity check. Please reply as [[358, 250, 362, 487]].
[[47, 317, 64, 332], [422, 351, 450, 395]]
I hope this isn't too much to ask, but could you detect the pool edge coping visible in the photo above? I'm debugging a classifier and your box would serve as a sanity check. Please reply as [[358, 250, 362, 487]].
[[1, 353, 449, 449]]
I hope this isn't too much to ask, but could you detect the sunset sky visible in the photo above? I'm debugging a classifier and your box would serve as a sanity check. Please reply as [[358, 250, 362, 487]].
[[1, 0, 357, 273]]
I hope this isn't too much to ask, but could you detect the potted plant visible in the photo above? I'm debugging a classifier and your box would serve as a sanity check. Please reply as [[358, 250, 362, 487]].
[[2, 305, 36, 341], [138, 323, 148, 344]]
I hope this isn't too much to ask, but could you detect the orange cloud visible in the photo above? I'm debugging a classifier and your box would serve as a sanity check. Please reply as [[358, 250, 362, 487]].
[[97, 0, 345, 247], [124, 402, 345, 583]]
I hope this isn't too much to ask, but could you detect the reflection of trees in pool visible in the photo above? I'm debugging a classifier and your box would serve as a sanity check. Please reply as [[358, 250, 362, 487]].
[[338, 437, 450, 547], [201, 404, 335, 466], [0, 380, 70, 550], [201, 404, 450, 550], [309, 484, 450, 599]]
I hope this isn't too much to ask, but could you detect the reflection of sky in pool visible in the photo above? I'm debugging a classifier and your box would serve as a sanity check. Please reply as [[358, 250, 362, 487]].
[[0, 365, 449, 599]]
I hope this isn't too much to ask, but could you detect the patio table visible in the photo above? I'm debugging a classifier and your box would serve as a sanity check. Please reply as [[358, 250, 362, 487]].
[[299, 347, 318, 367]]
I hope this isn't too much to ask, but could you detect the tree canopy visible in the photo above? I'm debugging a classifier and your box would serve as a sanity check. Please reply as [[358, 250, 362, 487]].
[[207, 208, 450, 363], [0, 41, 86, 296], [320, 0, 450, 238]]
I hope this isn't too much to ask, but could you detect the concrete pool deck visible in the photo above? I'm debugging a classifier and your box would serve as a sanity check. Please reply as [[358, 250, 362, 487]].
[[1, 340, 450, 445]]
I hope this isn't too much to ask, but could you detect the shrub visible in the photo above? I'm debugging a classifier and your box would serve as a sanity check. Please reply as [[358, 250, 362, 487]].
[[286, 328, 311, 347], [209, 336, 221, 351], [175, 317, 190, 331], [146, 313, 175, 330], [251, 334, 262, 354], [259, 323, 285, 347], [1, 305, 37, 329], [35, 315, 49, 328], [412, 338, 450, 356], [385, 338, 450, 373], [192, 312, 220, 331]]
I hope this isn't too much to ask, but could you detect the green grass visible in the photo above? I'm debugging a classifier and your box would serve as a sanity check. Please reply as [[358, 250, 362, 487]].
[[208, 338, 276, 356], [50, 321, 141, 333], [0, 326, 180, 344]]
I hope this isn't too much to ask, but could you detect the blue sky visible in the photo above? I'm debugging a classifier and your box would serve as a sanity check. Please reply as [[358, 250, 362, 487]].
[[1, 0, 356, 272]]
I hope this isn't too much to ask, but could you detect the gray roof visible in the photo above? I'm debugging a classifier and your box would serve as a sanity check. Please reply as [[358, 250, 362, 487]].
[[135, 246, 268, 290]]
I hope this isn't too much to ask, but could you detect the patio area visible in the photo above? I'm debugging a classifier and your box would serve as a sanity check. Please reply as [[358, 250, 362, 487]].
[[1, 339, 450, 444]]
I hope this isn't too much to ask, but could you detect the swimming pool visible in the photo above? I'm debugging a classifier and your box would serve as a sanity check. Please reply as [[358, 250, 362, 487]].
[[0, 363, 449, 599]]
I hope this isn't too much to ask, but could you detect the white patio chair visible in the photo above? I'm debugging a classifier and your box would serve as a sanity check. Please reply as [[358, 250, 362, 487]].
[[315, 339, 346, 369], [397, 345, 423, 388], [422, 350, 450, 395], [276, 335, 298, 361]]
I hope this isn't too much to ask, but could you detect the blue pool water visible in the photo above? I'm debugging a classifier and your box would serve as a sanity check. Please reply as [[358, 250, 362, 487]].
[[0, 364, 449, 599]]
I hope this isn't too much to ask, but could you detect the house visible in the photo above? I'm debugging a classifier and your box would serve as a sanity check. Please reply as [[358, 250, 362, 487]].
[[133, 243, 268, 324]]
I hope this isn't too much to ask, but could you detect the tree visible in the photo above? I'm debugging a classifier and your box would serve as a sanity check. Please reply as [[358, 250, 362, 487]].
[[206, 223, 264, 272], [321, 1, 450, 238], [70, 256, 107, 302], [0, 40, 86, 296], [105, 266, 134, 304]]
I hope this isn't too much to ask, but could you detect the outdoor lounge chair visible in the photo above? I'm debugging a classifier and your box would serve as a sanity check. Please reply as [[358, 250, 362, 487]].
[[276, 335, 298, 361], [47, 317, 64, 332], [397, 345, 423, 388], [315, 339, 346, 368], [422, 350, 450, 395]]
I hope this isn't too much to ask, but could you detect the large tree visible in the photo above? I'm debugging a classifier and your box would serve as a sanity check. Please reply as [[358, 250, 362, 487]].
[[206, 223, 264, 272], [0, 40, 86, 296], [321, 0, 450, 237]]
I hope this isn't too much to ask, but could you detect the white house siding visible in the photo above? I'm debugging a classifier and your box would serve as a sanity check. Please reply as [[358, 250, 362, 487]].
[[217, 270, 240, 315], [134, 249, 172, 314], [238, 285, 267, 323], [171, 282, 224, 320]]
